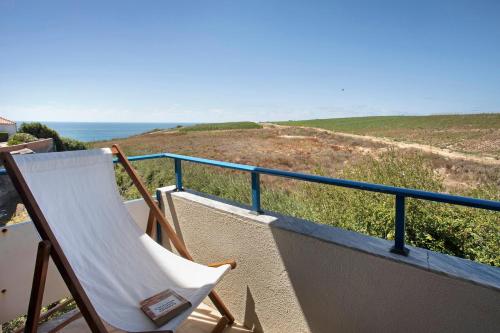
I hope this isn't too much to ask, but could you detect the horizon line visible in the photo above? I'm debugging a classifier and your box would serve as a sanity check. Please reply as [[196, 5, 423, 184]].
[[11, 111, 500, 124]]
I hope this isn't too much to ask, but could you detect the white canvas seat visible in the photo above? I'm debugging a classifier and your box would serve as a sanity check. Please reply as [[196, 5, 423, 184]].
[[12, 148, 232, 332]]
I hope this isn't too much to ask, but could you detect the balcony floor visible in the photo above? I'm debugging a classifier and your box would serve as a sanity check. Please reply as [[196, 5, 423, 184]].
[[39, 302, 252, 333]]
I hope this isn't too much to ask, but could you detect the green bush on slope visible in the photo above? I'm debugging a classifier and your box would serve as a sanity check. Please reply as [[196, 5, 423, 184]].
[[7, 133, 38, 146], [19, 122, 86, 151], [19, 122, 64, 151], [61, 137, 87, 151]]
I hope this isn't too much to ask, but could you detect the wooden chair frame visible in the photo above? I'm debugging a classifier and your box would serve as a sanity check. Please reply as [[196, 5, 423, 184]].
[[1, 144, 235, 333]]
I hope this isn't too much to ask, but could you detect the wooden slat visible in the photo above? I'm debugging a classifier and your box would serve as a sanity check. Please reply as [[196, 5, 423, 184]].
[[25, 240, 51, 333], [211, 316, 230, 333], [46, 310, 83, 333], [145, 208, 156, 237], [112, 144, 194, 260], [14, 298, 74, 333], [112, 144, 235, 326], [208, 292, 234, 324], [39, 298, 74, 325], [208, 260, 237, 270]]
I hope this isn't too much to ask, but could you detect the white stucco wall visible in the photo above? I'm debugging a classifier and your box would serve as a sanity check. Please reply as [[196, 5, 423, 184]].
[[157, 186, 500, 333]]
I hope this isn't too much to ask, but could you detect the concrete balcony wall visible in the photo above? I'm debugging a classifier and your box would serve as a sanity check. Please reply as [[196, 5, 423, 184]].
[[157, 186, 500, 333], [0, 138, 54, 154], [2, 189, 499, 332]]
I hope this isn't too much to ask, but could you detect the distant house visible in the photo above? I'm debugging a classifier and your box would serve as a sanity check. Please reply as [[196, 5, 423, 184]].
[[0, 116, 17, 137]]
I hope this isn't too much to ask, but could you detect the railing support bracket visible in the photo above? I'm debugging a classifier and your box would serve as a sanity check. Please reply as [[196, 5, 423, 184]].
[[390, 195, 409, 256], [251, 172, 262, 214], [174, 158, 183, 191]]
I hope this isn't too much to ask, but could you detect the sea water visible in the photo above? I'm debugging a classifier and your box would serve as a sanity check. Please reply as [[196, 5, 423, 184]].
[[18, 122, 193, 142]]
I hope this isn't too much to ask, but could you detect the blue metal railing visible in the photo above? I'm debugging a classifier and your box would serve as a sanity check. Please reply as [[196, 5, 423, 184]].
[[2, 152, 499, 256]]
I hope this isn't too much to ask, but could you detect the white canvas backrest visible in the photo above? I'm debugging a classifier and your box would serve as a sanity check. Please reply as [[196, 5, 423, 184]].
[[13, 149, 228, 331]]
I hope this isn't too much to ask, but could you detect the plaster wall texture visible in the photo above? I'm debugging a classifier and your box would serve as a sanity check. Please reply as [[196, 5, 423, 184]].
[[157, 186, 500, 333]]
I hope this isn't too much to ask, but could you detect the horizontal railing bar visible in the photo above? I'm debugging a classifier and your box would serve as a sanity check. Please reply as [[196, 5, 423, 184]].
[[162, 153, 257, 172], [112, 153, 165, 163], [1, 151, 499, 211], [251, 167, 500, 211], [158, 153, 499, 212]]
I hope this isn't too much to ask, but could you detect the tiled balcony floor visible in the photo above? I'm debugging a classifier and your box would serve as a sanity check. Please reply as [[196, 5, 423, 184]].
[[39, 303, 252, 333]]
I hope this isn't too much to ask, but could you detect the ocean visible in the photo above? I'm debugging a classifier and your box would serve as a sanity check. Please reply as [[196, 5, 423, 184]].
[[19, 122, 194, 142]]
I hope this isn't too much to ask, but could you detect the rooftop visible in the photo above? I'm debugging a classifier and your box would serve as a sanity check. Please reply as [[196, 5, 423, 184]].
[[0, 116, 16, 125]]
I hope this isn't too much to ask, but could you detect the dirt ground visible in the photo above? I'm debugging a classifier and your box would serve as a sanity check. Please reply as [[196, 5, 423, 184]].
[[269, 124, 500, 165], [277, 114, 500, 157]]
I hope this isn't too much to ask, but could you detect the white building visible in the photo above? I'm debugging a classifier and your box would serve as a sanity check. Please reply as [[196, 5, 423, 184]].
[[0, 116, 17, 136]]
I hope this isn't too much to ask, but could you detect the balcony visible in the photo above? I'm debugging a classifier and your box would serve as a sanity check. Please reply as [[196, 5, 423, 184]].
[[1, 152, 499, 333]]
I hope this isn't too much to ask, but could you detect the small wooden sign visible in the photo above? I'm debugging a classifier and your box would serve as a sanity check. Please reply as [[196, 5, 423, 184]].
[[140, 289, 192, 326]]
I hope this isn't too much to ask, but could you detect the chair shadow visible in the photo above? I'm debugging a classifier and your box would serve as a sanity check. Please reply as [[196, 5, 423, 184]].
[[243, 286, 263, 333], [159, 190, 185, 251]]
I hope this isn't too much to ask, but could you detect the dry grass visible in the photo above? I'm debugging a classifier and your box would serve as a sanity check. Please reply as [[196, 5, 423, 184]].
[[92, 125, 499, 194]]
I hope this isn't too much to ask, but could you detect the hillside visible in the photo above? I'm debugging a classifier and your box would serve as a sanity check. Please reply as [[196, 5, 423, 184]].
[[178, 121, 262, 132], [276, 113, 500, 157]]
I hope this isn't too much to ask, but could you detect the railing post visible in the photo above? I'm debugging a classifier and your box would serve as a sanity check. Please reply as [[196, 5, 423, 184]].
[[174, 158, 183, 191], [251, 172, 262, 214], [155, 189, 163, 245], [391, 195, 409, 255]]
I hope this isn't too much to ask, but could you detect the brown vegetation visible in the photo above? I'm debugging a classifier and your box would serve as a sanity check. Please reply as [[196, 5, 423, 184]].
[[92, 124, 499, 194]]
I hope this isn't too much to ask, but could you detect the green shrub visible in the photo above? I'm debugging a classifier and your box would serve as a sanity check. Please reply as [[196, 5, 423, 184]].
[[61, 137, 87, 151], [19, 122, 63, 151], [0, 132, 8, 142], [276, 151, 499, 265], [7, 133, 38, 146], [19, 122, 86, 151]]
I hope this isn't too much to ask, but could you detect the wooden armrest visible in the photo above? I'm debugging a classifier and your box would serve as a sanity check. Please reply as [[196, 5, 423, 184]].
[[208, 259, 236, 270]]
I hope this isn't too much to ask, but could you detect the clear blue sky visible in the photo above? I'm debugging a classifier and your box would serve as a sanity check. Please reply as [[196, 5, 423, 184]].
[[1, 0, 499, 123]]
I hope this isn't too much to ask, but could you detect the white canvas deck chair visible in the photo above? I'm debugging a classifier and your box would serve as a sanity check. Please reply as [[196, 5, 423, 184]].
[[1, 145, 236, 333]]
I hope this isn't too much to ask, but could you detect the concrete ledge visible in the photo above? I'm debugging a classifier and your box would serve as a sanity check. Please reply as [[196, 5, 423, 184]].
[[158, 186, 500, 333], [0, 138, 54, 154]]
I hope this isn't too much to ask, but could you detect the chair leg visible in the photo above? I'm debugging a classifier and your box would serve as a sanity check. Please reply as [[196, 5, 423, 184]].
[[145, 208, 156, 237], [25, 240, 51, 333], [208, 291, 234, 324], [211, 316, 230, 333], [47, 310, 83, 333], [14, 298, 74, 333]]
